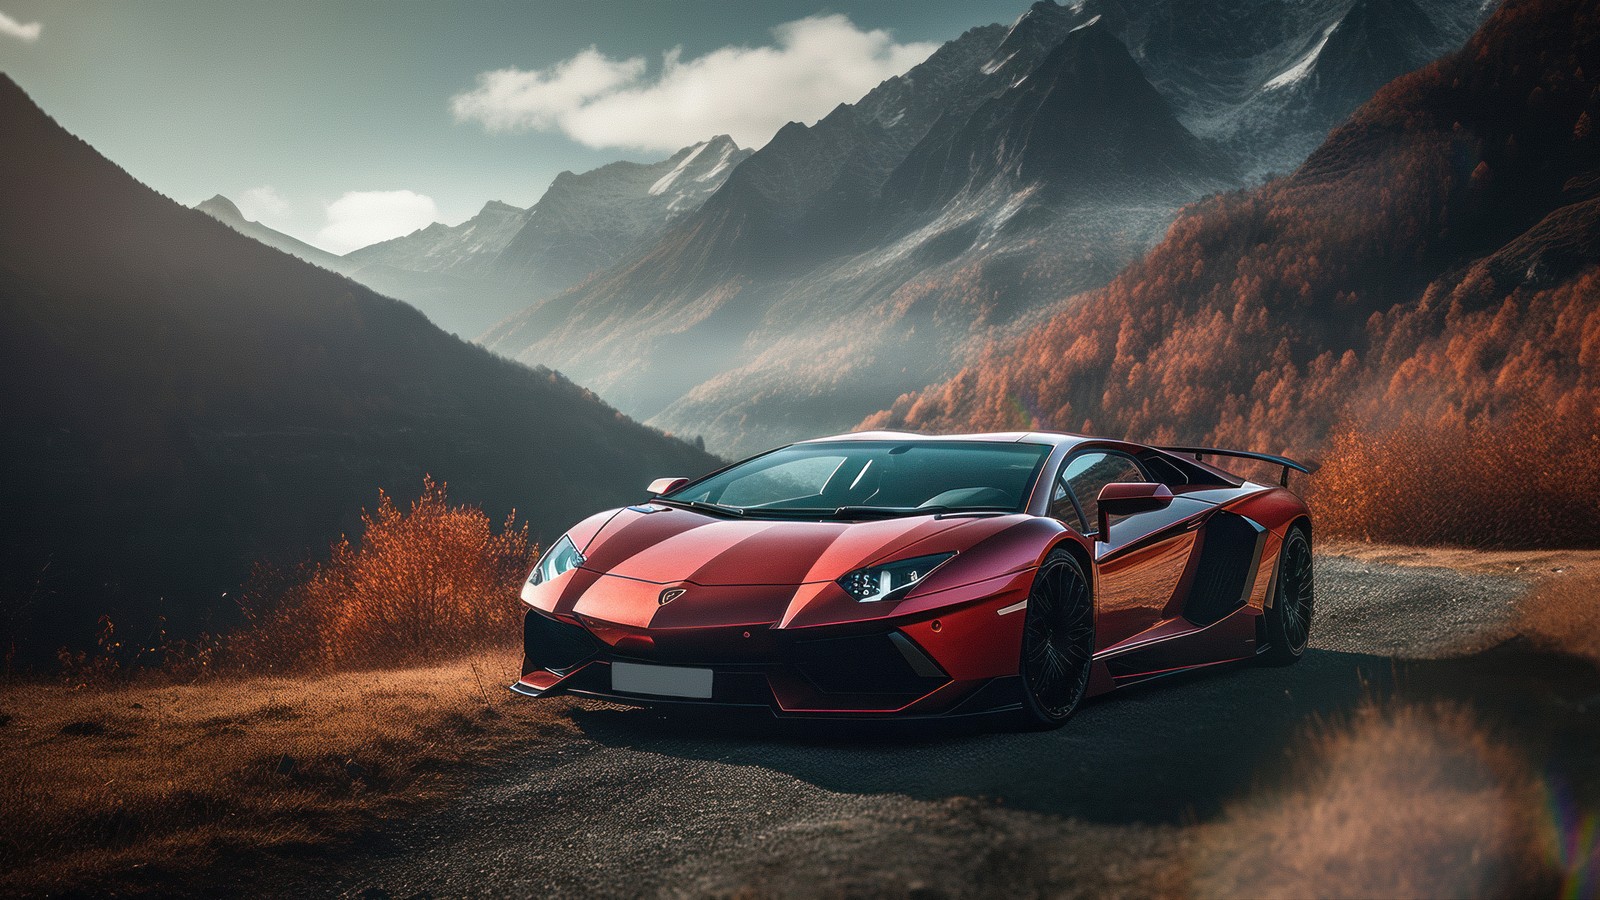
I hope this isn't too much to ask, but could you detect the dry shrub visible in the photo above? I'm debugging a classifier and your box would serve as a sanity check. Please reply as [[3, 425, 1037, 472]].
[[1312, 408, 1600, 548], [1192, 702, 1555, 899], [234, 477, 535, 673], [1518, 572, 1600, 664]]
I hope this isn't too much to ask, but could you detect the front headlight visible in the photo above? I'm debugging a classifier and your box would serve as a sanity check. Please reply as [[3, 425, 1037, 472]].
[[838, 553, 955, 602], [528, 535, 585, 586]]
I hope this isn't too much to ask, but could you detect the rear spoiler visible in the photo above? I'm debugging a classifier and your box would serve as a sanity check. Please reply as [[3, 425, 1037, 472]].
[[1156, 446, 1319, 488]]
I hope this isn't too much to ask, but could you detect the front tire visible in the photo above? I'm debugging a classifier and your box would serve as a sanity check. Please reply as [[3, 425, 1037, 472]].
[[1016, 548, 1095, 729], [1258, 526, 1314, 666]]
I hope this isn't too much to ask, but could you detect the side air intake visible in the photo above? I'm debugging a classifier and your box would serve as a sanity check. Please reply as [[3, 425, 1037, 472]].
[[1182, 512, 1265, 626]]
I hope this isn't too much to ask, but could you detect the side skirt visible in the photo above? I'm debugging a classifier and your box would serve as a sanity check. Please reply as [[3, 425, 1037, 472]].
[[1096, 607, 1259, 686]]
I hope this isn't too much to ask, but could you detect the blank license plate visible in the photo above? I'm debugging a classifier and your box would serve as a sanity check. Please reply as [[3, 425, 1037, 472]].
[[611, 661, 713, 699]]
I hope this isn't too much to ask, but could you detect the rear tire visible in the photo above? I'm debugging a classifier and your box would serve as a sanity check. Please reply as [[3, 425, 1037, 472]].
[[1015, 549, 1095, 729], [1258, 526, 1314, 666]]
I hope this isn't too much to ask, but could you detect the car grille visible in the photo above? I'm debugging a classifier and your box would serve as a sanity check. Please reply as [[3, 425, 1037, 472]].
[[782, 631, 946, 696]]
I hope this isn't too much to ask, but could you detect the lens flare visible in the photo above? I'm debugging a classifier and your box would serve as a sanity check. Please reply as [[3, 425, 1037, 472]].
[[1545, 775, 1600, 899]]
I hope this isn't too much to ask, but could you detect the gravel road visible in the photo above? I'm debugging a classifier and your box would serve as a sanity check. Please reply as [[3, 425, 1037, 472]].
[[283, 556, 1542, 899]]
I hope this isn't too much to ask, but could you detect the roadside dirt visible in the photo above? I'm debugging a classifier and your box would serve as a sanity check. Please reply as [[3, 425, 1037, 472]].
[[262, 552, 1600, 899]]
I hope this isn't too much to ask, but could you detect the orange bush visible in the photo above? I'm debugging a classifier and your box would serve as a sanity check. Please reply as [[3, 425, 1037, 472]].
[[1312, 408, 1600, 548], [235, 477, 535, 672]]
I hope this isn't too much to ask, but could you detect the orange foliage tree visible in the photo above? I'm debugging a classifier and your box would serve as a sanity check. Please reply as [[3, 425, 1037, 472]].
[[235, 477, 535, 672]]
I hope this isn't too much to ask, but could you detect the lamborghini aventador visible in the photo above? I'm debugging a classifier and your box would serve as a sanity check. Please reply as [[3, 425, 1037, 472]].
[[511, 431, 1316, 728]]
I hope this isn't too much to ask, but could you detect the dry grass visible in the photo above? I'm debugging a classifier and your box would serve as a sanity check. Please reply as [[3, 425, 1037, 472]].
[[1191, 702, 1557, 899], [0, 652, 571, 896], [1518, 572, 1600, 666]]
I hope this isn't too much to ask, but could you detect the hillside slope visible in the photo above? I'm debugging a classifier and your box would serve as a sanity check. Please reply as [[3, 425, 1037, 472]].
[[868, 0, 1600, 465], [0, 75, 718, 662]]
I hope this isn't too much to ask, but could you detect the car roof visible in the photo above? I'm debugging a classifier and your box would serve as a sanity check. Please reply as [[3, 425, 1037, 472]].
[[798, 430, 1103, 450]]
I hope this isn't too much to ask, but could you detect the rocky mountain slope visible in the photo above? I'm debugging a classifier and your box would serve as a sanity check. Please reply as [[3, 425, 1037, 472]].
[[0, 75, 717, 662], [342, 199, 529, 278], [491, 136, 752, 295]]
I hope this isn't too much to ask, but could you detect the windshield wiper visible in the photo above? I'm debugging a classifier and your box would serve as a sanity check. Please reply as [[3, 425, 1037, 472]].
[[829, 505, 1013, 519], [655, 498, 746, 518]]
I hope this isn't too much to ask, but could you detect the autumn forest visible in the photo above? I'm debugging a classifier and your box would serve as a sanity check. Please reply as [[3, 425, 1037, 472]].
[[868, 0, 1600, 547]]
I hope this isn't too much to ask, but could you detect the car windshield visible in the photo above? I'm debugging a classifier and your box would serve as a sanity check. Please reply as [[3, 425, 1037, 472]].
[[661, 440, 1051, 519]]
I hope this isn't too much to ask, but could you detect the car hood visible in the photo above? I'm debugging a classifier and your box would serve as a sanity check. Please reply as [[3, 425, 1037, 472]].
[[576, 505, 982, 586]]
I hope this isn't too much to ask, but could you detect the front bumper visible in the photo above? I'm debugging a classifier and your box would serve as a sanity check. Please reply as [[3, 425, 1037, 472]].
[[509, 588, 1029, 719]]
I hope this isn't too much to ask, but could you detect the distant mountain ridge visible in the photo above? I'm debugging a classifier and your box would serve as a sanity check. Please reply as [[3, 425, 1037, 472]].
[[195, 192, 351, 272], [492, 135, 752, 296], [345, 199, 529, 278], [196, 136, 749, 340], [281, 135, 752, 339], [193, 191, 533, 340], [484, 0, 1487, 456], [0, 74, 717, 663]]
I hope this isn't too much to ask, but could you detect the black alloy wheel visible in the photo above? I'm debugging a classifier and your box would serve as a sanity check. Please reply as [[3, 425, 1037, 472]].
[[1259, 526, 1314, 666], [1017, 549, 1095, 729]]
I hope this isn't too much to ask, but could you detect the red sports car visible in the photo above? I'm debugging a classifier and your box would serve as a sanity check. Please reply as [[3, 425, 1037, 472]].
[[512, 431, 1315, 728]]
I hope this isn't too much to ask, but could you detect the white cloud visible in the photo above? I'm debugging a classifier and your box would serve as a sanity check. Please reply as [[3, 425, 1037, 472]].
[[238, 185, 290, 224], [452, 47, 646, 133], [451, 14, 938, 152], [0, 10, 41, 42], [316, 190, 439, 255]]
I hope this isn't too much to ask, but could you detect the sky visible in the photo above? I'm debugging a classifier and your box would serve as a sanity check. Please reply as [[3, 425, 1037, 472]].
[[0, 1, 1027, 253]]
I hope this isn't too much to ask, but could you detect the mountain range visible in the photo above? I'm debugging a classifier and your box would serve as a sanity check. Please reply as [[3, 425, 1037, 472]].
[[866, 0, 1599, 467], [196, 136, 751, 339], [0, 75, 717, 663], [470, 0, 1489, 456]]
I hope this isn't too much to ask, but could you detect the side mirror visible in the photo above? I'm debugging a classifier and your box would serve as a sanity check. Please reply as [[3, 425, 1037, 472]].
[[647, 477, 689, 497], [1096, 482, 1173, 541]]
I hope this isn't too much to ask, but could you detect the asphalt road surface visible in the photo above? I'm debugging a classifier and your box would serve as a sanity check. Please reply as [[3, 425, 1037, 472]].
[[276, 557, 1574, 899]]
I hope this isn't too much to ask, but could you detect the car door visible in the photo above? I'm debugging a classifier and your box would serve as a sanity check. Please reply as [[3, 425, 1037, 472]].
[[1051, 450, 1213, 650]]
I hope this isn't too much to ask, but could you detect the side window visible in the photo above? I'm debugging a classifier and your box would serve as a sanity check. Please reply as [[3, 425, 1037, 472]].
[[1050, 473, 1087, 530], [1058, 452, 1147, 535], [1140, 454, 1190, 487]]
